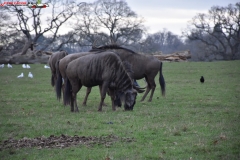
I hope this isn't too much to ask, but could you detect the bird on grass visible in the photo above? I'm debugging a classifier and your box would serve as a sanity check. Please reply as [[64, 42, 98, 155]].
[[17, 73, 24, 78], [200, 76, 204, 83], [0, 64, 4, 68], [7, 63, 12, 68], [22, 64, 26, 68], [26, 64, 31, 68], [44, 65, 50, 69], [28, 72, 33, 78]]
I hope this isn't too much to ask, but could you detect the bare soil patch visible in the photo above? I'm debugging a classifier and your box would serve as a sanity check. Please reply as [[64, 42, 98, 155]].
[[0, 134, 134, 150]]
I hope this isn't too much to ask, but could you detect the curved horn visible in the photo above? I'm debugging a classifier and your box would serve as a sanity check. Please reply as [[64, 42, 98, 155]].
[[133, 79, 147, 90], [133, 85, 146, 93], [135, 88, 145, 93]]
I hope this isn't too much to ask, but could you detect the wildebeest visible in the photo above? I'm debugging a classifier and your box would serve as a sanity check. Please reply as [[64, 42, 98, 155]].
[[56, 51, 140, 107], [90, 45, 166, 102], [64, 51, 144, 112], [56, 52, 96, 104], [48, 51, 68, 87]]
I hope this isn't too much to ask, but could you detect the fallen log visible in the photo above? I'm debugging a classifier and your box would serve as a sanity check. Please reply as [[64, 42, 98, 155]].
[[153, 50, 191, 62], [0, 50, 52, 64]]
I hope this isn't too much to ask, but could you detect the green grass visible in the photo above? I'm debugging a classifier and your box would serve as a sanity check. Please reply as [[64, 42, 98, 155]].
[[0, 61, 240, 159]]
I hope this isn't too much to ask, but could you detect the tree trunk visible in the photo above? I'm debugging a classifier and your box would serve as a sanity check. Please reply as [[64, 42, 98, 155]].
[[231, 43, 240, 59], [21, 39, 32, 55]]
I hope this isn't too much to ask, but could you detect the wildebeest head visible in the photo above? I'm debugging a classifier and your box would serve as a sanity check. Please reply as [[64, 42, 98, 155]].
[[115, 89, 137, 111], [118, 87, 145, 111], [114, 81, 146, 110], [123, 89, 137, 110]]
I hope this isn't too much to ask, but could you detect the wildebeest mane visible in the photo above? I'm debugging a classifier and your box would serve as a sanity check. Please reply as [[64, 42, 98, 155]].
[[89, 44, 136, 54], [122, 61, 134, 79]]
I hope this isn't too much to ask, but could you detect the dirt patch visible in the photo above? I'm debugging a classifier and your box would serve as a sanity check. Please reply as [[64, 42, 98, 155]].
[[0, 134, 135, 150]]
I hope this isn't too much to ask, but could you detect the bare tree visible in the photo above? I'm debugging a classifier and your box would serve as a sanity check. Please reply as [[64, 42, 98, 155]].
[[183, 2, 240, 60], [3, 0, 85, 55], [72, 3, 105, 47], [74, 0, 145, 46], [0, 11, 24, 55], [141, 29, 184, 54]]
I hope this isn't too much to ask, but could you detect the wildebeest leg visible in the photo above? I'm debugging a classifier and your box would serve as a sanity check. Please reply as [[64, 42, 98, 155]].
[[61, 83, 65, 104], [71, 80, 82, 112], [98, 83, 108, 111], [51, 74, 55, 87], [82, 87, 92, 106], [70, 93, 74, 112], [108, 89, 116, 111], [148, 80, 156, 102], [72, 92, 79, 112], [140, 86, 151, 101], [140, 77, 151, 101], [53, 73, 57, 89], [98, 86, 107, 106]]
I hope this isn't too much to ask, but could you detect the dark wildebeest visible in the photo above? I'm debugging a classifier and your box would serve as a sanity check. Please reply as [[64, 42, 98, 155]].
[[64, 51, 144, 112], [56, 52, 142, 107], [90, 45, 166, 102], [48, 51, 68, 87], [55, 52, 111, 106]]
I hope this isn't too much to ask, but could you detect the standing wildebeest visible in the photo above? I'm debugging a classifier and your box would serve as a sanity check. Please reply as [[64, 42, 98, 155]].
[[48, 51, 68, 87], [56, 52, 102, 105], [90, 45, 166, 102], [64, 51, 144, 112]]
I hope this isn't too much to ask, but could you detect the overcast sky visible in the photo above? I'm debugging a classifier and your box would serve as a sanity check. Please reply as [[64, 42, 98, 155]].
[[83, 0, 239, 35]]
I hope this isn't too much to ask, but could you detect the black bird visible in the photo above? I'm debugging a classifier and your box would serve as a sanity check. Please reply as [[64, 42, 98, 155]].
[[200, 76, 204, 83]]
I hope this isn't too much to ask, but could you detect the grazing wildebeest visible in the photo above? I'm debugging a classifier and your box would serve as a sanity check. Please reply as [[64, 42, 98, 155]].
[[48, 50, 68, 87], [64, 51, 144, 112], [56, 51, 140, 107], [90, 45, 166, 102]]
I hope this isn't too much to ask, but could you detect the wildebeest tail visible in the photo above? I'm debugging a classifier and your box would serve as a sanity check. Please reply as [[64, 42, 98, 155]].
[[159, 62, 166, 96], [64, 77, 72, 106], [56, 61, 62, 101]]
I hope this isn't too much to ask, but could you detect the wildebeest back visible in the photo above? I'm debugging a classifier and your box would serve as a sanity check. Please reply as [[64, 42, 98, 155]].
[[66, 51, 132, 89]]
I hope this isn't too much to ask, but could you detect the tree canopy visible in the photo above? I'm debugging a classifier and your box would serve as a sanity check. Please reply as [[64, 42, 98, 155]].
[[183, 2, 240, 60]]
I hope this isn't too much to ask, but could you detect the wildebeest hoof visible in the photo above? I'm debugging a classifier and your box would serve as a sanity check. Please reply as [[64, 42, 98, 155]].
[[82, 103, 87, 106], [148, 99, 152, 102], [103, 103, 107, 106]]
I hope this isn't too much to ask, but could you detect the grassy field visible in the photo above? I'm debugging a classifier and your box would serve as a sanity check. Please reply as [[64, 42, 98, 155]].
[[0, 61, 240, 159]]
